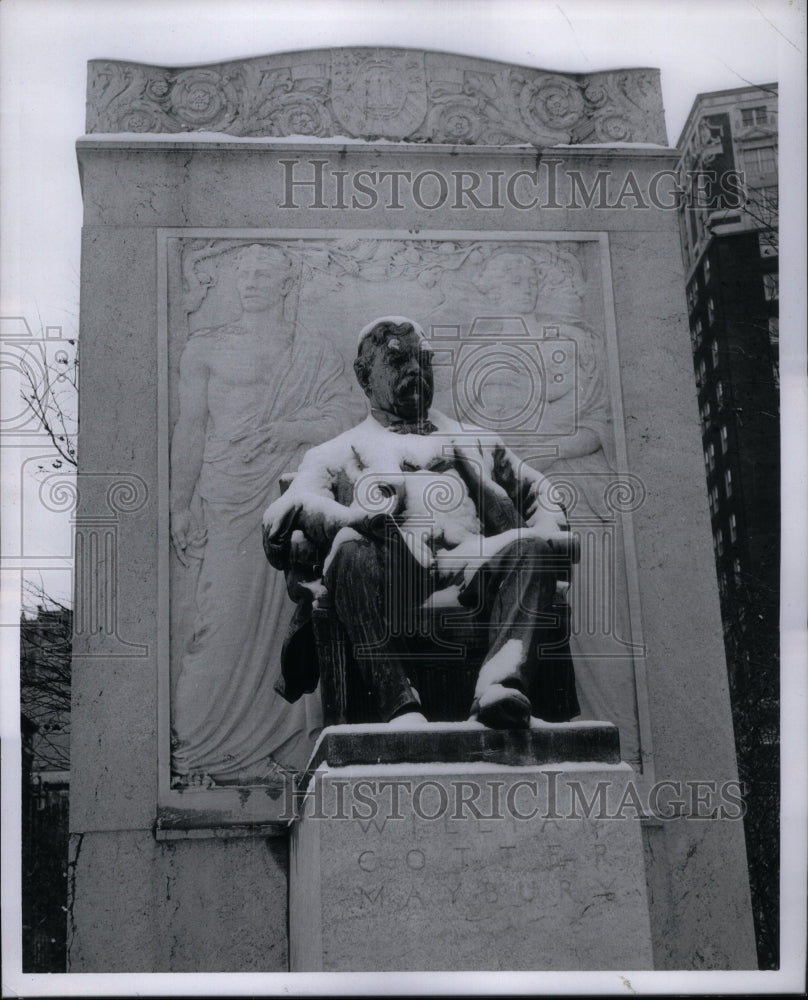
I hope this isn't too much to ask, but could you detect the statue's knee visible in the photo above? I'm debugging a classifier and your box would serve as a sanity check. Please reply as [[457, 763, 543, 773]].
[[503, 535, 552, 561], [326, 536, 382, 586]]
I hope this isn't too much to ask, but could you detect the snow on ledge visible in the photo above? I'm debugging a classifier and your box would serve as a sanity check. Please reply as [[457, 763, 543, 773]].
[[77, 132, 672, 151]]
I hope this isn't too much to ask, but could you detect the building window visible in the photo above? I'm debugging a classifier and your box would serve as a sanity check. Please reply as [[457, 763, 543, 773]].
[[720, 425, 729, 454], [719, 572, 728, 597], [708, 442, 716, 472], [741, 106, 768, 127], [707, 297, 715, 325], [709, 485, 719, 517], [701, 400, 712, 428], [695, 172, 711, 210], [711, 339, 719, 367], [729, 513, 737, 544], [687, 284, 697, 312], [697, 358, 707, 387], [714, 529, 724, 557], [725, 468, 733, 497], [703, 257, 711, 284], [733, 557, 742, 586], [716, 380, 724, 407], [744, 145, 777, 177], [763, 273, 779, 302]]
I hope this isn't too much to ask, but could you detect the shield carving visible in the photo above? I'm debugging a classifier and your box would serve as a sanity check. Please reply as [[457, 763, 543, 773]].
[[331, 49, 428, 139]]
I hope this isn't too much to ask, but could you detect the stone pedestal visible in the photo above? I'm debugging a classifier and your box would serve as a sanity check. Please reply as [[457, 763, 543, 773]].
[[290, 739, 653, 971]]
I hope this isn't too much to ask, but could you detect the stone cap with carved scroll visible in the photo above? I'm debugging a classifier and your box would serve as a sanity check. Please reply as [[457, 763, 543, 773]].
[[86, 48, 668, 146]]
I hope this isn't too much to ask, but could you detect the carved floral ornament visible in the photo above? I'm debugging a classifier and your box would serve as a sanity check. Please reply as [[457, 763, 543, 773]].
[[178, 237, 588, 319], [86, 49, 667, 145]]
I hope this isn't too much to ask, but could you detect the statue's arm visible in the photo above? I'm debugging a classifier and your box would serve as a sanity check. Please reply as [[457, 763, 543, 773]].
[[263, 443, 400, 567], [263, 447, 352, 564], [170, 338, 209, 565]]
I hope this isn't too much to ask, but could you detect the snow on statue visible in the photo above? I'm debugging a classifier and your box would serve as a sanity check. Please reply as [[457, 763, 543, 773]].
[[263, 316, 582, 730]]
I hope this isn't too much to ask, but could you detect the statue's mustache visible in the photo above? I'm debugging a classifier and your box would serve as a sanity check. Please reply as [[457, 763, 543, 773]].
[[396, 373, 430, 392]]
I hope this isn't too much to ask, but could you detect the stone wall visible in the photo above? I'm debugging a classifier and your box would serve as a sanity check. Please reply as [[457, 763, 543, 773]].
[[70, 48, 756, 972]]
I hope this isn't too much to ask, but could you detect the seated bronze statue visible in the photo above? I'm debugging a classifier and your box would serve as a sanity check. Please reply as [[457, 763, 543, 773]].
[[263, 316, 580, 730]]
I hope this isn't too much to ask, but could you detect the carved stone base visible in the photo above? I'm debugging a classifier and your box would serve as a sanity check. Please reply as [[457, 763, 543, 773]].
[[290, 753, 654, 971]]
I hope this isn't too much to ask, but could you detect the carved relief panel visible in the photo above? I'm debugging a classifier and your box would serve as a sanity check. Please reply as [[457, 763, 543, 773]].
[[157, 231, 651, 827]]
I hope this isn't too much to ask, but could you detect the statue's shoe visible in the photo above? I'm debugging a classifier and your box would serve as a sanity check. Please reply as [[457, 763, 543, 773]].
[[470, 684, 531, 729], [387, 710, 429, 729]]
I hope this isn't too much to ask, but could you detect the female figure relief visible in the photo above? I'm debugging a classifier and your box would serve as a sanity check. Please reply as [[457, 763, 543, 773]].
[[473, 248, 641, 768], [170, 244, 358, 784]]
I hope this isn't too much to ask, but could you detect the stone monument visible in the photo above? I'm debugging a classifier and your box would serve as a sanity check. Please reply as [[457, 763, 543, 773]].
[[69, 48, 756, 972]]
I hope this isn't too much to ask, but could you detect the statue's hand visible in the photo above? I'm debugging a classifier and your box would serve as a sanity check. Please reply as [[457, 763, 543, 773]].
[[350, 475, 407, 522], [375, 478, 407, 520], [301, 508, 343, 549], [289, 529, 319, 568], [171, 508, 206, 567], [525, 507, 568, 539], [265, 492, 347, 553], [524, 482, 568, 536]]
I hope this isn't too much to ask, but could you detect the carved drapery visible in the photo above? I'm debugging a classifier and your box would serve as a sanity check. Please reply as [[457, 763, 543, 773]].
[[86, 48, 667, 146]]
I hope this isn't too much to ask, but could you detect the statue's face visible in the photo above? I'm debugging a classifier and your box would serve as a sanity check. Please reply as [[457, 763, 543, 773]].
[[481, 254, 538, 315], [362, 328, 434, 420], [234, 253, 290, 312]]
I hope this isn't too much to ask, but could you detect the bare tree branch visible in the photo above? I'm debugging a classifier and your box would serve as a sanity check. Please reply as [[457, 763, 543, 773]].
[[18, 337, 79, 470]]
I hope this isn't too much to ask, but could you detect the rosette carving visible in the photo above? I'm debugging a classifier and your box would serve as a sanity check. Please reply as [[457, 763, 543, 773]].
[[519, 74, 585, 134], [426, 99, 484, 143], [116, 101, 165, 133], [260, 94, 333, 137], [169, 70, 238, 131], [573, 69, 666, 145]]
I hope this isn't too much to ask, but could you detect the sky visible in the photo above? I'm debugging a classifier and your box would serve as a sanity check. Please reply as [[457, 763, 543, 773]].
[[0, 0, 800, 331], [0, 0, 803, 608]]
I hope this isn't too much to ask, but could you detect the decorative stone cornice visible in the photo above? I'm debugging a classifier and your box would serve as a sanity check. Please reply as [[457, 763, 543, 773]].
[[86, 48, 667, 146]]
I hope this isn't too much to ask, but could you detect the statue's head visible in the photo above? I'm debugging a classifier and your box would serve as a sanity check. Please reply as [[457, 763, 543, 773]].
[[354, 316, 434, 421], [475, 251, 539, 315], [233, 244, 296, 312]]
